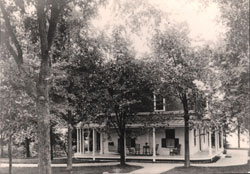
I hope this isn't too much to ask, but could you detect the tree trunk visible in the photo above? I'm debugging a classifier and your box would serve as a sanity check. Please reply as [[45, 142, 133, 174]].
[[37, 97, 51, 174], [8, 135, 12, 174], [67, 111, 73, 171], [0, 131, 3, 158], [36, 1, 53, 173], [183, 93, 190, 167], [25, 138, 31, 158], [248, 124, 250, 156], [36, 58, 52, 174], [50, 126, 53, 160], [119, 129, 126, 166], [237, 125, 240, 148]]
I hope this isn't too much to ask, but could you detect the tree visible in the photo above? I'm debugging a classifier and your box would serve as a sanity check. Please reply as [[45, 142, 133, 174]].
[[50, 38, 104, 170], [0, 1, 67, 173], [95, 31, 155, 165], [49, 1, 105, 169], [152, 25, 207, 167], [0, 58, 36, 174], [214, 0, 249, 149]]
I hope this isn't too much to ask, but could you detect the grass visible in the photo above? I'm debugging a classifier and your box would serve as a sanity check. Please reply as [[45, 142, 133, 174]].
[[0, 164, 141, 174], [0, 158, 116, 164], [161, 160, 250, 174]]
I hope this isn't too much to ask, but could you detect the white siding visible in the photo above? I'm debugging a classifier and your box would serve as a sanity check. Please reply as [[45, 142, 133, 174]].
[[100, 127, 212, 156]]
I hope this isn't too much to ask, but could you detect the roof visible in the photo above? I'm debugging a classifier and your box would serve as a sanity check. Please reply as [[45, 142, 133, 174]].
[[76, 110, 205, 128]]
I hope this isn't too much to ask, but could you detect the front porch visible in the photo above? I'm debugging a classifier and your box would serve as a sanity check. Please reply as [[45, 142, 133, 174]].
[[74, 149, 224, 162], [75, 124, 224, 162]]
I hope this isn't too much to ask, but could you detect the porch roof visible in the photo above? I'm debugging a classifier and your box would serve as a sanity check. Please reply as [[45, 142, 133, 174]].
[[76, 110, 203, 128]]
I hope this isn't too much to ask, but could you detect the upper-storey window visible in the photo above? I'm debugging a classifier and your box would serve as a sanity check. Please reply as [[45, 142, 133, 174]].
[[165, 96, 183, 111], [154, 94, 165, 111]]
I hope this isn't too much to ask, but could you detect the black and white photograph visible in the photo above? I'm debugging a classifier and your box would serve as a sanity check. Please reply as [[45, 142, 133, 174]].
[[0, 0, 249, 174]]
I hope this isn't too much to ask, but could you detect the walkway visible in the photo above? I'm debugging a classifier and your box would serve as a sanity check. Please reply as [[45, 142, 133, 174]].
[[127, 163, 182, 174], [193, 149, 248, 167], [129, 149, 249, 174]]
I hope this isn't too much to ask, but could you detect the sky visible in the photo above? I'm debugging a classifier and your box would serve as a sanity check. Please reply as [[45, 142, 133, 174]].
[[149, 0, 225, 44], [90, 0, 227, 57]]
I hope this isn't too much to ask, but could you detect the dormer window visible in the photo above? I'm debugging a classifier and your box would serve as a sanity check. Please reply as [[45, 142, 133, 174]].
[[154, 94, 165, 111]]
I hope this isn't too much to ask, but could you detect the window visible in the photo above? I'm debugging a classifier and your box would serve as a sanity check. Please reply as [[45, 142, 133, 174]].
[[165, 129, 175, 147], [194, 129, 196, 146], [166, 139, 175, 147], [154, 94, 165, 111], [166, 129, 175, 139], [162, 129, 176, 148], [162, 138, 179, 148]]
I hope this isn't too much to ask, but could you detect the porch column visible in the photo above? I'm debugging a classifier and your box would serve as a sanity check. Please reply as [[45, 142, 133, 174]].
[[82, 129, 85, 154], [93, 129, 96, 160], [100, 132, 103, 154], [209, 130, 212, 156], [87, 128, 90, 153], [80, 128, 82, 153], [76, 128, 79, 153], [215, 131, 218, 151], [152, 127, 156, 162]]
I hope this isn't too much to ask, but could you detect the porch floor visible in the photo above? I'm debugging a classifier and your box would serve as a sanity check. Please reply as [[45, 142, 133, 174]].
[[74, 149, 223, 162]]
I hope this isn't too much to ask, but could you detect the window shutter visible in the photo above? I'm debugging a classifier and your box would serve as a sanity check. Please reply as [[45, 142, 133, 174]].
[[175, 138, 179, 147], [161, 138, 166, 147]]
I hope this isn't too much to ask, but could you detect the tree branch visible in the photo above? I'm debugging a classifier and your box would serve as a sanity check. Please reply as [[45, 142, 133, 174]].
[[37, 0, 49, 60], [0, 1, 36, 98], [0, 0, 23, 65], [108, 115, 120, 136], [47, 0, 63, 50], [3, 36, 20, 64]]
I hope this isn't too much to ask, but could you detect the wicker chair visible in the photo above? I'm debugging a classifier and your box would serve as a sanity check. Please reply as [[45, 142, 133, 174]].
[[170, 144, 181, 155]]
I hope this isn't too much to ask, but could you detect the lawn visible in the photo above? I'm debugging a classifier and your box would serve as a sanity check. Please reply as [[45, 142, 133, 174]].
[[161, 160, 250, 174], [0, 157, 115, 164], [0, 164, 141, 174]]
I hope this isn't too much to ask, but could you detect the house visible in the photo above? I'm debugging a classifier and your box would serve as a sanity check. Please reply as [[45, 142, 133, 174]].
[[226, 130, 249, 148], [74, 94, 224, 162]]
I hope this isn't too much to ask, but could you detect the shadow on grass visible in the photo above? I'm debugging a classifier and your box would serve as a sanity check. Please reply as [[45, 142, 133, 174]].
[[161, 160, 250, 174], [0, 164, 142, 174], [0, 157, 118, 164]]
